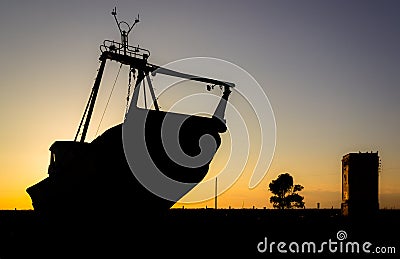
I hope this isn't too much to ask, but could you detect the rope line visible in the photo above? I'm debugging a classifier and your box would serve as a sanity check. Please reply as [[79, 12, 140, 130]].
[[95, 63, 123, 137]]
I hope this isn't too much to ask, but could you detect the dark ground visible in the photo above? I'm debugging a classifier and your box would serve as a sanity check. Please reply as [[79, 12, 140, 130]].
[[0, 208, 398, 258]]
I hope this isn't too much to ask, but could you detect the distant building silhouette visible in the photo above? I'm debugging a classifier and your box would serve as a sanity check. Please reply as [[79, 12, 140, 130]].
[[341, 152, 380, 217]]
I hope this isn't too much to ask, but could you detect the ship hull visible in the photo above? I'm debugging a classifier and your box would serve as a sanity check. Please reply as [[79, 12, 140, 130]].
[[27, 108, 226, 222]]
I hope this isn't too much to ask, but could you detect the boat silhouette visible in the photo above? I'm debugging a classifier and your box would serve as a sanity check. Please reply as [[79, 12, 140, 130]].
[[26, 8, 235, 222]]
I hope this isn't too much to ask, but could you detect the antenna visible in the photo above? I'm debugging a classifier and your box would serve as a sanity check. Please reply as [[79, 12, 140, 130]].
[[111, 7, 140, 55]]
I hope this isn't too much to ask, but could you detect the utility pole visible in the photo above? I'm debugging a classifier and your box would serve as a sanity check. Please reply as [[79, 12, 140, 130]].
[[215, 177, 218, 209]]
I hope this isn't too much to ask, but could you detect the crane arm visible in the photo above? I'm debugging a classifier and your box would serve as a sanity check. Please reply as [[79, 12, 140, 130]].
[[149, 65, 235, 89]]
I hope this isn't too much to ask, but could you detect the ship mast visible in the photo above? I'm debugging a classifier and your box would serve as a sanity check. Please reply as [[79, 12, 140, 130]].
[[74, 8, 235, 143], [74, 7, 144, 142]]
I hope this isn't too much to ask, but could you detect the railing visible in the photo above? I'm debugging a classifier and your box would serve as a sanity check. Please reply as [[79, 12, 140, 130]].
[[100, 40, 151, 60]]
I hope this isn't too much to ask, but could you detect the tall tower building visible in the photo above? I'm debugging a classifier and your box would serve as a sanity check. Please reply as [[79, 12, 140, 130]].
[[341, 152, 380, 217]]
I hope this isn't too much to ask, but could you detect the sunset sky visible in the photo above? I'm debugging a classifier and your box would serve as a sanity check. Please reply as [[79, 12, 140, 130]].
[[0, 0, 399, 210]]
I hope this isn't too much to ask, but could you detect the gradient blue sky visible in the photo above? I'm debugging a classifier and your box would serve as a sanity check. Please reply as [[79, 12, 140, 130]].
[[0, 0, 399, 209]]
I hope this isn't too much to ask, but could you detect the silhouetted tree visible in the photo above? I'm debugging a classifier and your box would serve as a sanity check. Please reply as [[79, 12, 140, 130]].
[[269, 173, 305, 209]]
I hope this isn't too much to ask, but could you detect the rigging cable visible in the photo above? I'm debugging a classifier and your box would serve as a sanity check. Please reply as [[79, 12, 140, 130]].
[[95, 63, 123, 137]]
